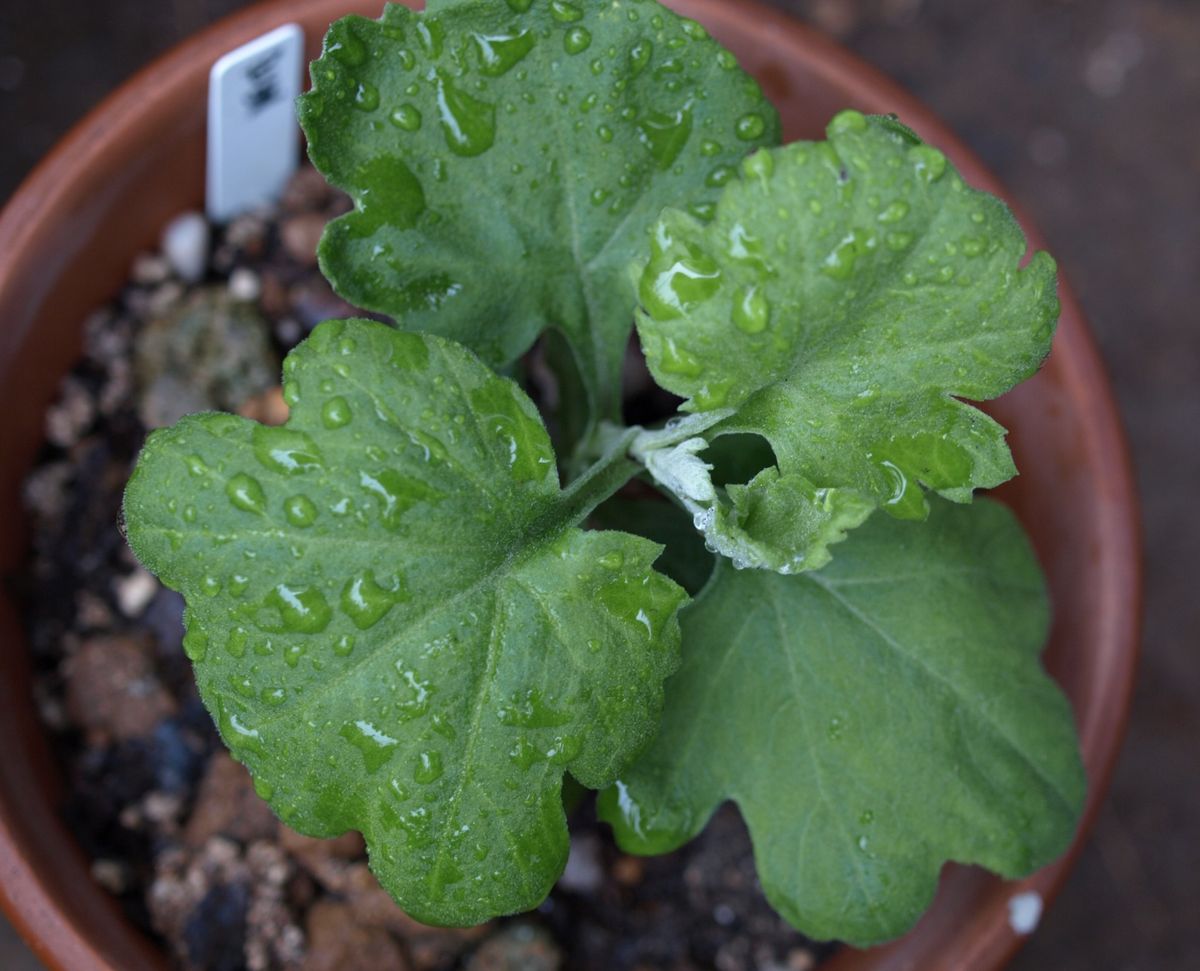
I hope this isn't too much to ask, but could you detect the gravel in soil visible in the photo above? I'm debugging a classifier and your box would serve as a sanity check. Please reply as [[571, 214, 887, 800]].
[[18, 166, 834, 971]]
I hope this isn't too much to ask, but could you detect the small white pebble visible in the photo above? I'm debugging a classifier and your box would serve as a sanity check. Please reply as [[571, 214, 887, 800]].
[[130, 252, 170, 286], [558, 834, 603, 894], [1007, 890, 1043, 935], [229, 267, 262, 302], [713, 902, 736, 926], [91, 859, 129, 894], [161, 212, 210, 283], [115, 567, 158, 617]]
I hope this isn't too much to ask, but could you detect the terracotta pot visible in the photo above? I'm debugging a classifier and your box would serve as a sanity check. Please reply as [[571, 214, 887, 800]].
[[0, 1, 1140, 969]]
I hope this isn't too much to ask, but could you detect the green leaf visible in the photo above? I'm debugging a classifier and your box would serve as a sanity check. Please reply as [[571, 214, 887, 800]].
[[299, 0, 779, 427], [124, 318, 687, 925], [634, 111, 1059, 573], [599, 499, 1085, 946]]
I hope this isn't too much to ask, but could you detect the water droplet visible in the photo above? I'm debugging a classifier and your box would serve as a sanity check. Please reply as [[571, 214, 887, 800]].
[[390, 103, 422, 131], [877, 199, 910, 224], [359, 468, 445, 529], [545, 734, 582, 765], [471, 29, 536, 78], [886, 231, 914, 251], [510, 737, 540, 770], [719, 226, 764, 273], [341, 570, 405, 629], [598, 550, 625, 571], [334, 634, 356, 657], [468, 381, 555, 483], [716, 49, 738, 70], [498, 688, 571, 728], [182, 627, 208, 661], [284, 494, 319, 528], [327, 21, 367, 67], [692, 380, 732, 410], [587, 638, 602, 653], [416, 18, 446, 59], [320, 396, 353, 429], [229, 575, 250, 598], [652, 337, 703, 377], [253, 777, 275, 799], [639, 234, 722, 320], [414, 749, 444, 784], [829, 109, 868, 135], [742, 149, 774, 181], [910, 144, 947, 183], [200, 574, 221, 597], [260, 686, 286, 707], [732, 284, 770, 334], [564, 26, 592, 54], [706, 164, 735, 188], [876, 459, 928, 520], [735, 112, 766, 141], [435, 71, 496, 157], [596, 123, 614, 143], [253, 427, 323, 475], [182, 453, 208, 477], [214, 701, 264, 763], [354, 80, 380, 112], [265, 583, 333, 634], [550, 0, 584, 22], [341, 719, 399, 773], [226, 472, 267, 515], [637, 103, 694, 170], [821, 228, 873, 280], [392, 667, 431, 721], [222, 619, 247, 657], [590, 187, 610, 206], [629, 39, 653, 76], [962, 236, 986, 257]]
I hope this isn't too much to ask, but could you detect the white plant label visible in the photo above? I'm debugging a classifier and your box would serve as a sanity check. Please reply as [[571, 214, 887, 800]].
[[206, 24, 304, 222]]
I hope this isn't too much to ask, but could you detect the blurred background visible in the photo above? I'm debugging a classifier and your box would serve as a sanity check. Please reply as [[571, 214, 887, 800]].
[[0, 0, 1195, 968]]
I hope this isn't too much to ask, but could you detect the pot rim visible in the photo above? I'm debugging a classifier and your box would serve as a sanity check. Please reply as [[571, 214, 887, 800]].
[[0, 2, 1142, 970]]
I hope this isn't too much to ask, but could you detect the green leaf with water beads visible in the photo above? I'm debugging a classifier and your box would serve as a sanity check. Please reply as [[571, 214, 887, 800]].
[[299, 0, 779, 430], [599, 498, 1085, 946], [633, 111, 1059, 573], [123, 318, 686, 925]]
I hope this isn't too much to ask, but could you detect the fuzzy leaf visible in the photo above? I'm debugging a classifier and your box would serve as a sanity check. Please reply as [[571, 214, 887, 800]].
[[634, 111, 1059, 572], [599, 499, 1085, 946], [124, 318, 686, 925], [299, 0, 779, 425]]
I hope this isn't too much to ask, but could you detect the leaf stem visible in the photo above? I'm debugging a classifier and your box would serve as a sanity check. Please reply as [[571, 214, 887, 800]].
[[538, 425, 642, 536]]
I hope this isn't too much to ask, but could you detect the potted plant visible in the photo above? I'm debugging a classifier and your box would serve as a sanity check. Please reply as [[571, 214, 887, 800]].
[[0, 1, 1140, 970]]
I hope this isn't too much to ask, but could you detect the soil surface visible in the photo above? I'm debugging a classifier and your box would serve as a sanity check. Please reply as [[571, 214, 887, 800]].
[[17, 166, 833, 971]]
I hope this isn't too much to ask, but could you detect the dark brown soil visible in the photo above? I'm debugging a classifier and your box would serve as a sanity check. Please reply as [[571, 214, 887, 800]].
[[18, 166, 833, 971]]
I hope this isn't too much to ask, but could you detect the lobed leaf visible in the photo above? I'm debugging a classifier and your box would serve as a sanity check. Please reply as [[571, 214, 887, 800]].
[[634, 111, 1059, 572], [599, 499, 1085, 946], [124, 318, 687, 925], [299, 0, 779, 427]]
